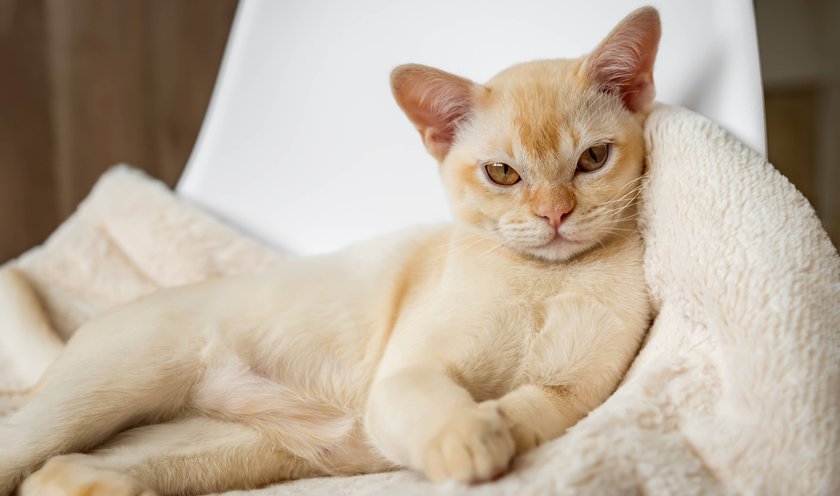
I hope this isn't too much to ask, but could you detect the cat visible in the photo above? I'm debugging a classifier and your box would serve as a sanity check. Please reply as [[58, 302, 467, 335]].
[[0, 6, 659, 495]]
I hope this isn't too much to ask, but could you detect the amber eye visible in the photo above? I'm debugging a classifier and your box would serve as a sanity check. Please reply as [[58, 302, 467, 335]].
[[484, 162, 521, 186], [577, 144, 610, 172]]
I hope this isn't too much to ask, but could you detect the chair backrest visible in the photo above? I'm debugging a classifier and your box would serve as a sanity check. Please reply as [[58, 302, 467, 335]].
[[178, 0, 765, 255]]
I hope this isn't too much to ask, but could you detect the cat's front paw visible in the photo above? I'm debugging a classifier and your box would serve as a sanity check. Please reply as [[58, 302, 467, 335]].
[[422, 401, 515, 483], [20, 455, 158, 496]]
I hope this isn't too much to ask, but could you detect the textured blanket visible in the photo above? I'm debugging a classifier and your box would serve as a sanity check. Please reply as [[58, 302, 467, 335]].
[[1, 105, 838, 495]]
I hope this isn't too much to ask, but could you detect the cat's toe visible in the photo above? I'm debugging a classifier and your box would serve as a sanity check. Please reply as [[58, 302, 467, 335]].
[[508, 422, 542, 453], [20, 455, 157, 496], [422, 401, 515, 483]]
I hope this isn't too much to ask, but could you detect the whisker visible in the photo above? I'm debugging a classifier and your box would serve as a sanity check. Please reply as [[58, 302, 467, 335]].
[[599, 230, 631, 242]]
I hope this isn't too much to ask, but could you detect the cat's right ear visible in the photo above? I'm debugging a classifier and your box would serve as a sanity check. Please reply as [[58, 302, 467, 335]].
[[582, 6, 661, 113], [391, 64, 481, 161]]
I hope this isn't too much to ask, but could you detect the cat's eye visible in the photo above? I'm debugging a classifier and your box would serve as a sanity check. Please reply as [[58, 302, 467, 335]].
[[484, 162, 521, 186], [577, 144, 610, 172]]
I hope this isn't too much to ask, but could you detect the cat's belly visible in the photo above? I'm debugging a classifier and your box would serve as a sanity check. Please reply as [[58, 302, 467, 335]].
[[191, 274, 390, 416], [190, 341, 393, 475], [189, 298, 393, 474]]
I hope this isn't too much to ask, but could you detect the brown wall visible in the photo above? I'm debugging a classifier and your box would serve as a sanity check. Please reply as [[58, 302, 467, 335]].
[[0, 0, 238, 263], [757, 0, 840, 247]]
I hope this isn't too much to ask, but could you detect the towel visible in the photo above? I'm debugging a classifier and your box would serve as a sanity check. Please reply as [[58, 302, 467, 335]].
[[1, 105, 838, 495]]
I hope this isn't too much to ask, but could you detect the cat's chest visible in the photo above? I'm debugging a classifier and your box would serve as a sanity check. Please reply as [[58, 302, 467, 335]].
[[419, 271, 567, 398], [437, 293, 562, 401]]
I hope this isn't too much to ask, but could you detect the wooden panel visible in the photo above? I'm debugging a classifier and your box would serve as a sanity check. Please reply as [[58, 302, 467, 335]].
[[145, 0, 240, 186], [44, 0, 151, 217], [44, 0, 238, 215], [764, 88, 818, 203], [0, 0, 237, 263], [815, 88, 839, 248], [0, 0, 58, 263], [765, 87, 839, 247]]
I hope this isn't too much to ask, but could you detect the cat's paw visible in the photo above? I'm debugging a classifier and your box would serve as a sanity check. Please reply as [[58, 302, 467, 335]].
[[19, 455, 158, 496], [422, 401, 515, 483], [506, 417, 544, 454]]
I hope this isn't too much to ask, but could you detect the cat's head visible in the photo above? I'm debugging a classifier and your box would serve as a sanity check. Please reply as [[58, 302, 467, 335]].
[[392, 7, 660, 262]]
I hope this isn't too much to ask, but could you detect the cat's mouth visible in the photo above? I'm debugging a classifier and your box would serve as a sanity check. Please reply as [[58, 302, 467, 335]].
[[495, 223, 592, 262], [503, 233, 575, 261], [510, 229, 595, 263], [540, 232, 583, 247], [543, 233, 583, 246], [510, 231, 583, 252]]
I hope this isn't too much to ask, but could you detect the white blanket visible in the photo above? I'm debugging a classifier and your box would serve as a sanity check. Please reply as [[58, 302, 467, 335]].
[[1, 105, 838, 495]]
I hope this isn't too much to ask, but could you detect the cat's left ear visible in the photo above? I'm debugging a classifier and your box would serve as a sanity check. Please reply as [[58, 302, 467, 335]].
[[391, 64, 482, 161], [582, 6, 661, 113]]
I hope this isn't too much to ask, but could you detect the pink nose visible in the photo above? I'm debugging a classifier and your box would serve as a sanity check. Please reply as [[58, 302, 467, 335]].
[[536, 205, 573, 228]]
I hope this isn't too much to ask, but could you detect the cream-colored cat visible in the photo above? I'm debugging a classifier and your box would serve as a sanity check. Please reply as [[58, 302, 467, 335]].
[[0, 7, 660, 495]]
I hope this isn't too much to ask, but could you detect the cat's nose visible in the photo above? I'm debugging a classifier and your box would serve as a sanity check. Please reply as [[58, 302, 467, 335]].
[[536, 205, 574, 228]]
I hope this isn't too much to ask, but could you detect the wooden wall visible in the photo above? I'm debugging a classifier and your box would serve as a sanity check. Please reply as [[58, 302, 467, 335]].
[[0, 0, 238, 263], [757, 0, 840, 247]]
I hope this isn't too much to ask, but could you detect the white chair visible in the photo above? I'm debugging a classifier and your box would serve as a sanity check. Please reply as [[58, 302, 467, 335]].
[[177, 0, 765, 256]]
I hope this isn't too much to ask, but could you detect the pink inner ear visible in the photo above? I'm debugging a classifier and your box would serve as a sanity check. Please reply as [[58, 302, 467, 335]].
[[391, 64, 478, 160], [585, 7, 661, 112]]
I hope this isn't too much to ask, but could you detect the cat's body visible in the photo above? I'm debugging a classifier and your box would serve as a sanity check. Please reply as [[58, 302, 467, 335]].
[[0, 7, 660, 495]]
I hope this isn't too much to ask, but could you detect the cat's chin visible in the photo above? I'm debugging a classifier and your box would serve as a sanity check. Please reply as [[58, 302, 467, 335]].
[[519, 236, 595, 264]]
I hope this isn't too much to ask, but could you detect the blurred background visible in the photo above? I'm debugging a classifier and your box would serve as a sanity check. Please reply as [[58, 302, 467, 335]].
[[0, 0, 837, 263]]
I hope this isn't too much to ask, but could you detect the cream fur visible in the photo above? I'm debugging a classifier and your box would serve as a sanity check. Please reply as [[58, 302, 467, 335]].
[[0, 215, 649, 495], [1, 103, 837, 494], [0, 223, 649, 496]]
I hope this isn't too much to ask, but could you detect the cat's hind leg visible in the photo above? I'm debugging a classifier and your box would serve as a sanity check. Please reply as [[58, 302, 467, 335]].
[[19, 416, 315, 496], [0, 267, 64, 388], [0, 308, 203, 495]]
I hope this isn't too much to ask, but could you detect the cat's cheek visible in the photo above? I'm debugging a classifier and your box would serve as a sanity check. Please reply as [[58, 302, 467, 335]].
[[454, 206, 486, 227]]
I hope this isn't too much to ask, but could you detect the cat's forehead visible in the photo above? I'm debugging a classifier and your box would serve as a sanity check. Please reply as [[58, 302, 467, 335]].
[[482, 59, 622, 168]]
